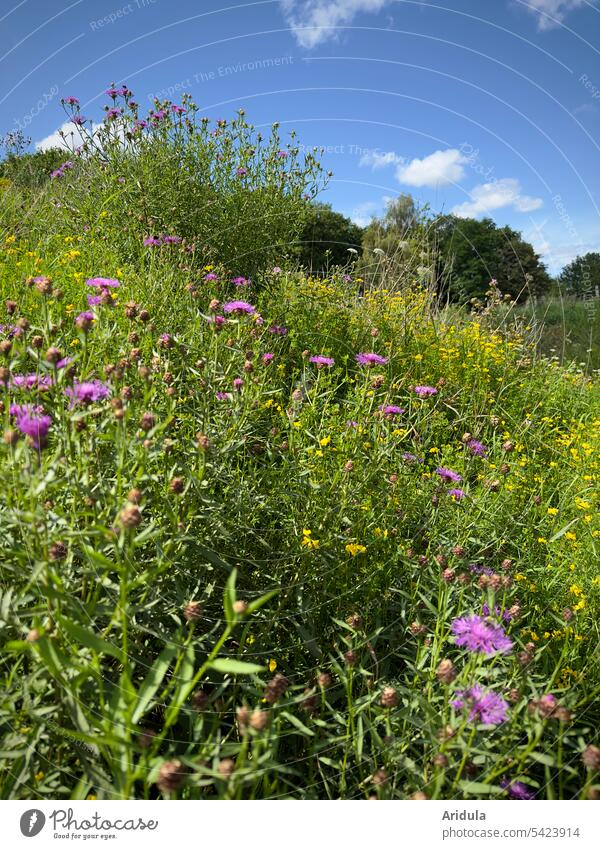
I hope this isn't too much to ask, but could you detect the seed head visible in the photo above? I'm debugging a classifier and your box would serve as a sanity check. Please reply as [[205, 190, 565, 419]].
[[380, 687, 399, 708], [436, 659, 457, 684], [582, 745, 600, 771], [45, 346, 62, 364], [183, 601, 203, 622], [119, 503, 142, 528], [49, 541, 68, 561], [156, 760, 187, 794], [218, 758, 235, 778], [249, 709, 269, 731], [169, 477, 184, 494], [264, 673, 289, 704]]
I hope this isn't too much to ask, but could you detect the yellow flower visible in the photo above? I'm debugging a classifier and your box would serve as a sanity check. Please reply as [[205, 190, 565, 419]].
[[319, 436, 331, 447], [547, 507, 558, 515], [268, 659, 277, 672], [34, 771, 44, 781], [345, 543, 366, 556]]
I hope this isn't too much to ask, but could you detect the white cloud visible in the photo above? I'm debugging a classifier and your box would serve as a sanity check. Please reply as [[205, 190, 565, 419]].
[[452, 178, 543, 218], [349, 200, 380, 227], [359, 149, 405, 169], [280, 0, 391, 48], [35, 120, 94, 152], [521, 0, 585, 31], [396, 148, 467, 188]]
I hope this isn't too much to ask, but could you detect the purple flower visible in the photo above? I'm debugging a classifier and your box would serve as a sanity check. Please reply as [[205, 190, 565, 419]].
[[63, 96, 79, 105], [272, 266, 282, 273], [87, 295, 102, 306], [233, 377, 244, 391], [269, 324, 288, 336], [467, 439, 488, 456], [162, 235, 182, 245], [10, 404, 52, 449], [435, 466, 462, 483], [231, 276, 249, 287], [277, 151, 288, 159], [216, 391, 232, 401], [447, 488, 466, 501], [171, 104, 186, 114], [143, 236, 162, 247], [86, 277, 120, 288], [355, 352, 388, 367], [402, 452, 423, 464], [501, 780, 534, 800], [203, 272, 219, 281], [413, 385, 437, 398], [310, 355, 335, 368], [452, 686, 509, 726], [11, 374, 53, 391], [72, 115, 86, 126], [236, 167, 248, 177], [105, 108, 122, 120], [56, 357, 73, 370], [134, 120, 148, 130], [451, 614, 513, 655], [223, 300, 255, 314], [347, 420, 359, 428], [75, 310, 95, 330], [50, 169, 64, 179], [379, 404, 404, 417], [214, 315, 226, 327], [262, 353, 274, 363], [65, 380, 110, 406]]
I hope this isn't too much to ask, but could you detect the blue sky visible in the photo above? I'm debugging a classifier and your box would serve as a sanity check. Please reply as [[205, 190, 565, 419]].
[[1, 0, 599, 273]]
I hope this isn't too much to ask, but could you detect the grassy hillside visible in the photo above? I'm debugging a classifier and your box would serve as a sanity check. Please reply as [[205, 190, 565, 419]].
[[0, 98, 598, 800]]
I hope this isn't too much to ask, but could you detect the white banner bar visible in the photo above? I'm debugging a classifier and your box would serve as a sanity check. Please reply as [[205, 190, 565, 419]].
[[0, 800, 597, 848]]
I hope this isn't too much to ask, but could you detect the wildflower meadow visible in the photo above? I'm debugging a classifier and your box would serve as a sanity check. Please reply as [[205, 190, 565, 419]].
[[0, 89, 599, 803]]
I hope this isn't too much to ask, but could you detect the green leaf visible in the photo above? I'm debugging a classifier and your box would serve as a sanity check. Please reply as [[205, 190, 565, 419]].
[[548, 518, 579, 543], [458, 780, 504, 795], [280, 710, 315, 737], [210, 658, 264, 675], [57, 615, 124, 663], [132, 644, 178, 725], [223, 569, 237, 626]]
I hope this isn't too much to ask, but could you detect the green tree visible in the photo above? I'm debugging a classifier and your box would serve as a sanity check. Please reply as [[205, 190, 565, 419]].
[[297, 202, 363, 272], [559, 252, 600, 298], [434, 215, 552, 303], [358, 195, 436, 291]]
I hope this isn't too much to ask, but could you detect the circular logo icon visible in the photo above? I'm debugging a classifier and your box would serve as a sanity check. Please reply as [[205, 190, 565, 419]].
[[19, 810, 46, 837]]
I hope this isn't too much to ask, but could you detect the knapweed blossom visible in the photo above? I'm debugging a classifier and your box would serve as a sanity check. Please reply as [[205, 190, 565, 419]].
[[452, 686, 509, 726], [501, 780, 534, 800], [65, 380, 110, 406], [231, 276, 249, 287], [447, 488, 466, 501], [269, 324, 288, 336], [223, 300, 255, 314], [413, 385, 437, 398], [355, 352, 388, 367], [10, 404, 52, 449], [379, 404, 404, 418], [86, 277, 120, 288], [467, 438, 488, 456], [310, 355, 335, 368], [451, 614, 513, 655], [11, 374, 53, 391], [435, 467, 462, 483]]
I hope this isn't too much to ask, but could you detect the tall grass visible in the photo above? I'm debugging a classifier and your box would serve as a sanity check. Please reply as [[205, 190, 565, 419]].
[[0, 95, 598, 800]]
